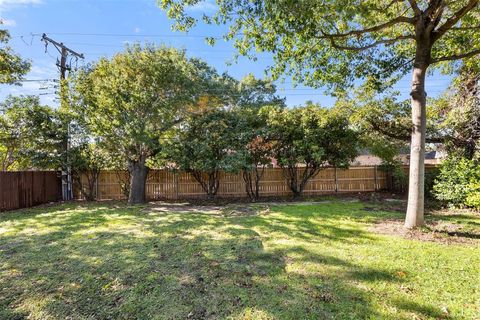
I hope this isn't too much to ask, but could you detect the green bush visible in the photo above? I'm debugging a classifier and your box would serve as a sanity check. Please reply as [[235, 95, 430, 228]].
[[465, 182, 480, 209], [433, 157, 480, 208], [424, 167, 439, 199]]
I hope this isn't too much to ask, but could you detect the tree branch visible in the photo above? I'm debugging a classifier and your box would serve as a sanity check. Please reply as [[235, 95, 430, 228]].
[[433, 0, 479, 40], [324, 34, 414, 51], [407, 0, 422, 16], [431, 48, 480, 63], [320, 16, 414, 39], [368, 119, 445, 143], [425, 0, 446, 33]]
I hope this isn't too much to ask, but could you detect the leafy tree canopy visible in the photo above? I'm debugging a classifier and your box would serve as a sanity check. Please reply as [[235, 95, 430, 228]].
[[72, 45, 224, 162], [432, 65, 480, 159], [160, 0, 480, 90], [70, 44, 232, 203], [0, 95, 65, 171], [262, 104, 359, 197], [167, 109, 244, 197], [0, 28, 30, 84]]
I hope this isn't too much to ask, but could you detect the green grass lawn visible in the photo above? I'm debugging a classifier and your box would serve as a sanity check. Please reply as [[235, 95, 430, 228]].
[[0, 200, 479, 320]]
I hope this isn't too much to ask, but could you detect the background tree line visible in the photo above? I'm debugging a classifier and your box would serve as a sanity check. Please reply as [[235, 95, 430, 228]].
[[1, 45, 359, 204], [2, 14, 479, 211]]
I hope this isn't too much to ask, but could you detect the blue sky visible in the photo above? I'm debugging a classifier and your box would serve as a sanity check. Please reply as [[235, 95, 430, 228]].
[[0, 0, 453, 107]]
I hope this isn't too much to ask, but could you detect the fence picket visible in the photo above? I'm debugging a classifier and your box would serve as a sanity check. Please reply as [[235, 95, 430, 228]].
[[0, 171, 62, 212], [77, 166, 390, 200]]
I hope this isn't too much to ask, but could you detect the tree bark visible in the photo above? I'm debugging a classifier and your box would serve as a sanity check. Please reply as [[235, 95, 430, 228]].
[[128, 156, 149, 204], [191, 170, 220, 199], [243, 166, 265, 202], [72, 170, 97, 201], [405, 42, 430, 228]]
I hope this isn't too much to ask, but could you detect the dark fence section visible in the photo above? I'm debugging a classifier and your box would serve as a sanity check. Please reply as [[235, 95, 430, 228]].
[[0, 171, 62, 212], [385, 164, 440, 195]]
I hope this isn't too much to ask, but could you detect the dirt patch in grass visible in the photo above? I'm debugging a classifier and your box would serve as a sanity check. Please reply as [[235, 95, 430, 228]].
[[371, 218, 480, 245], [144, 202, 225, 215], [144, 200, 356, 217], [144, 202, 272, 217]]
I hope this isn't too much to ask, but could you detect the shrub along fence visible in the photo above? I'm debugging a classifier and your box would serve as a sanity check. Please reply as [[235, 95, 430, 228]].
[[75, 166, 389, 200], [386, 164, 440, 195], [0, 171, 62, 211]]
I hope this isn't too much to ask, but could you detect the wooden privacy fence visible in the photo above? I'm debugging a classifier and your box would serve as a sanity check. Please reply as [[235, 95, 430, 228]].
[[0, 171, 62, 211], [77, 166, 389, 200]]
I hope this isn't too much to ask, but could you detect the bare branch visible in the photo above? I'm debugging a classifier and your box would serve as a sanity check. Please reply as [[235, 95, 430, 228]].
[[368, 119, 445, 143], [431, 48, 480, 63], [425, 0, 446, 33], [324, 34, 414, 51], [433, 0, 479, 40], [406, 0, 422, 16], [320, 16, 414, 39]]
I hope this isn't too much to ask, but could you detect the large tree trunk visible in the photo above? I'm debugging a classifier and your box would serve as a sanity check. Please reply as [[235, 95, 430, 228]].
[[128, 156, 149, 204], [405, 43, 430, 228]]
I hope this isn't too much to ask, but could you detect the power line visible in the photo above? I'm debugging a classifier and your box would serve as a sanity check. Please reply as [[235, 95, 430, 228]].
[[17, 79, 58, 82], [31, 32, 223, 39]]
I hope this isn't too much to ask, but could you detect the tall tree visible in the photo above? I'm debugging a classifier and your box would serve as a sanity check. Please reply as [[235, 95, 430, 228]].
[[0, 28, 30, 84], [71, 45, 221, 204], [160, 0, 480, 228]]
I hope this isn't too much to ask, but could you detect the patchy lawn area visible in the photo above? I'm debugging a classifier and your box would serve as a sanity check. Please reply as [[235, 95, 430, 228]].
[[0, 200, 479, 320]]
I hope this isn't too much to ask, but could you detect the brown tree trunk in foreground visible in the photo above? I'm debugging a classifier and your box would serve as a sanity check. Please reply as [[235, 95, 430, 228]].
[[128, 156, 149, 204], [405, 40, 430, 228]]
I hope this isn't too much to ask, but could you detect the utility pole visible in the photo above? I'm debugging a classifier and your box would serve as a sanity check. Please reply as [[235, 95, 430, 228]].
[[41, 33, 84, 201]]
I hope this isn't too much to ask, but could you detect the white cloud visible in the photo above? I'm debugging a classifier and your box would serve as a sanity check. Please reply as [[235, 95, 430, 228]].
[[186, 0, 217, 13], [134, 27, 141, 34], [0, 0, 42, 6], [0, 0, 42, 16], [1, 18, 15, 26], [30, 65, 57, 78]]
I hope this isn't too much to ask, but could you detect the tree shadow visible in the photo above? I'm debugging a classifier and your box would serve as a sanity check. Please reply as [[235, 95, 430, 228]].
[[0, 202, 463, 319], [236, 203, 379, 244], [430, 213, 480, 227], [393, 298, 450, 319]]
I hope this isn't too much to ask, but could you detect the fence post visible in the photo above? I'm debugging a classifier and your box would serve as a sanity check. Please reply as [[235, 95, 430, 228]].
[[374, 166, 378, 191], [95, 174, 99, 200], [174, 171, 179, 200], [43, 172, 47, 203], [17, 172, 22, 209], [334, 167, 338, 192]]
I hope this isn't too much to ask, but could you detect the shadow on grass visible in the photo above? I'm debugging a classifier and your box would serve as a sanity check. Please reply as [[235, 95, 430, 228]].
[[430, 213, 480, 227], [393, 298, 450, 319], [0, 202, 450, 319]]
